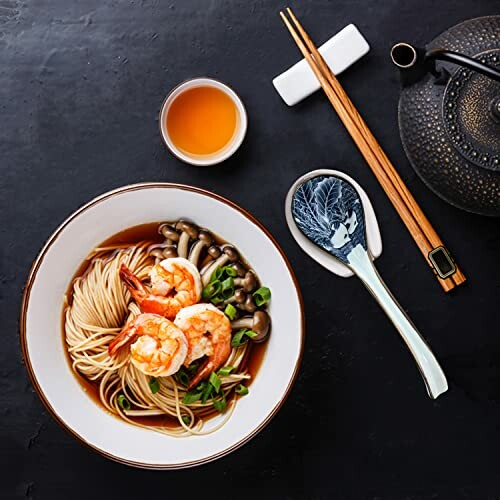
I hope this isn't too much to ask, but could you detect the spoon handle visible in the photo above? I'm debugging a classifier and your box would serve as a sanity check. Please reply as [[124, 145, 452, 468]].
[[348, 247, 448, 399]]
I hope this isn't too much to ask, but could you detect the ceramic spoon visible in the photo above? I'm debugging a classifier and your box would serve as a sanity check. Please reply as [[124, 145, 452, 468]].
[[290, 173, 448, 399]]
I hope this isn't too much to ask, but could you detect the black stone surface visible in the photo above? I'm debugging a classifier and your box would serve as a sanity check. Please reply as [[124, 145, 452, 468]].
[[1, 1, 499, 498]]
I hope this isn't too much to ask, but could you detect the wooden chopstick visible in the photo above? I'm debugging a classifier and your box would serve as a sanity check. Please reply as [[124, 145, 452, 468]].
[[284, 8, 466, 288], [280, 8, 465, 291]]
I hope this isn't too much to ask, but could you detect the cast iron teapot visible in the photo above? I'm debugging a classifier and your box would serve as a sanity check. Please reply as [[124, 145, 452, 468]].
[[391, 16, 500, 216]]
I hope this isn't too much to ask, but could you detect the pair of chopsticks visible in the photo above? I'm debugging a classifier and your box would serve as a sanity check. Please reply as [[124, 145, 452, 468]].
[[280, 8, 466, 292]]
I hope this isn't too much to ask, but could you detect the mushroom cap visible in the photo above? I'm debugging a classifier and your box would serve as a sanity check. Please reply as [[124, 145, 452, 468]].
[[243, 294, 257, 313], [176, 220, 199, 239], [198, 230, 213, 246], [163, 247, 178, 258], [242, 271, 257, 292], [251, 310, 271, 342], [234, 288, 246, 304], [232, 262, 246, 278], [208, 245, 221, 258], [150, 248, 165, 260], [159, 224, 180, 241], [223, 245, 239, 262]]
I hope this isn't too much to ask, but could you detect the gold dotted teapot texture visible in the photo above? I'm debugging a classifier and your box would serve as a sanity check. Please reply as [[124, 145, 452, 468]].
[[392, 16, 500, 216]]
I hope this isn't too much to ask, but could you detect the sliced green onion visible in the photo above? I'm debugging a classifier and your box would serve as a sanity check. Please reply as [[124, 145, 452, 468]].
[[202, 280, 222, 300], [221, 277, 235, 300], [182, 390, 202, 404], [231, 329, 247, 347], [181, 415, 191, 425], [175, 369, 189, 387], [235, 384, 249, 396], [176, 362, 199, 387], [187, 362, 198, 375], [218, 366, 235, 377], [224, 303, 237, 320], [149, 377, 160, 394], [117, 394, 131, 411], [211, 266, 224, 283], [231, 328, 257, 347], [176, 373, 188, 386], [222, 265, 237, 277], [253, 286, 271, 307], [200, 380, 212, 404], [211, 296, 224, 305], [209, 372, 222, 393], [212, 392, 226, 412]]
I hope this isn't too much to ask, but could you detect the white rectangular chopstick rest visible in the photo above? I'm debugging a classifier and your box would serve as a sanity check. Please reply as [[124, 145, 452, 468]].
[[273, 24, 370, 106]]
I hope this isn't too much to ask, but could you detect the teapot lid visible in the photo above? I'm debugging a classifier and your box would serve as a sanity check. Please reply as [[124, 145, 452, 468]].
[[398, 16, 500, 216]]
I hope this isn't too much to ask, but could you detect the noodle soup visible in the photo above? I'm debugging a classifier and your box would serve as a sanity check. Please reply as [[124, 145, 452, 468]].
[[64, 220, 271, 436]]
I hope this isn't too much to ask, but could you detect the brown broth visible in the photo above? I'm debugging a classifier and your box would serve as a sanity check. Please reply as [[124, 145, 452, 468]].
[[98, 222, 164, 247], [62, 222, 269, 429]]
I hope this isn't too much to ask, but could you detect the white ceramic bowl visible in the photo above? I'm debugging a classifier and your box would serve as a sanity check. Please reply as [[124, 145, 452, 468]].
[[21, 183, 304, 469], [159, 78, 248, 166]]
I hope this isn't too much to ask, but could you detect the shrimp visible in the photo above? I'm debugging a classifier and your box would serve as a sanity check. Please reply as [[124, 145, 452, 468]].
[[174, 303, 232, 389], [119, 257, 202, 319], [108, 313, 188, 377]]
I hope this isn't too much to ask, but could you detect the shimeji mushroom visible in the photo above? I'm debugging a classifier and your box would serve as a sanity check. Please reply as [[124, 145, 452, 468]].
[[175, 220, 199, 258], [231, 310, 270, 343], [222, 246, 239, 263], [200, 244, 239, 286], [233, 270, 257, 292], [147, 242, 177, 261], [158, 224, 180, 258], [159, 224, 180, 242], [188, 230, 213, 267], [242, 294, 257, 312], [222, 288, 246, 302], [232, 262, 246, 277], [221, 288, 247, 313]]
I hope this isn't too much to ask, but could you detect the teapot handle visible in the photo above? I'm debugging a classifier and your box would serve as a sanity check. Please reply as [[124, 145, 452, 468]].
[[391, 42, 500, 86], [426, 48, 500, 82]]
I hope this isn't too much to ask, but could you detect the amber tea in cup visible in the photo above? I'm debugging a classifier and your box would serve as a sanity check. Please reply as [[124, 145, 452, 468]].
[[160, 78, 247, 166]]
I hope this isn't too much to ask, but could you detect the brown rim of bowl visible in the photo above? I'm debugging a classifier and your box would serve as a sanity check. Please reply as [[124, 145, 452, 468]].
[[20, 182, 305, 470], [158, 77, 248, 167]]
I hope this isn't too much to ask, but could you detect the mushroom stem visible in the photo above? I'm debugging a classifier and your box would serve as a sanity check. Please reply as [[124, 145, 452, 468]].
[[200, 258, 215, 276], [177, 232, 190, 259], [222, 290, 244, 306], [231, 317, 253, 330], [189, 240, 206, 267], [231, 310, 270, 342], [189, 230, 213, 267], [201, 254, 230, 286], [147, 242, 172, 252]]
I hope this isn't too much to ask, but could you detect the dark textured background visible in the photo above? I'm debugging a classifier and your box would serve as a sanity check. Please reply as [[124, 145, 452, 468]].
[[1, 1, 499, 499]]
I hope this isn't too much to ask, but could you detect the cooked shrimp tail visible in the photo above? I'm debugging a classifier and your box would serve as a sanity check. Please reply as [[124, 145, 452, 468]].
[[108, 322, 137, 356], [188, 338, 230, 389], [188, 360, 212, 390], [119, 264, 148, 302]]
